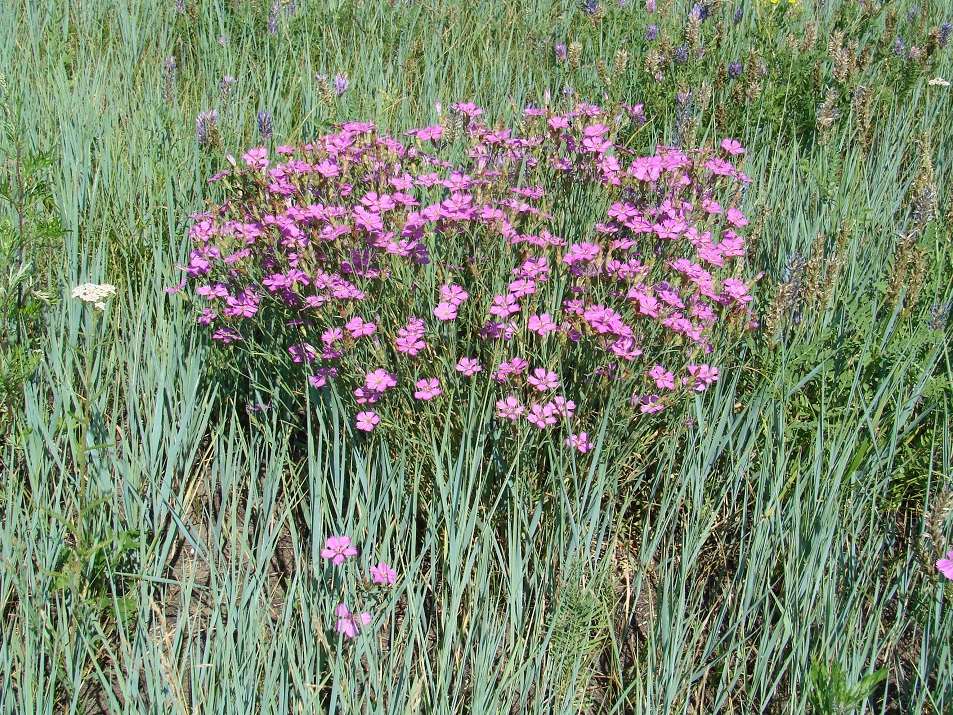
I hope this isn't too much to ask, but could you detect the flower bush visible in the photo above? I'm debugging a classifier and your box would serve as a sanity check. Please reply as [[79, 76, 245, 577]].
[[174, 101, 757, 447]]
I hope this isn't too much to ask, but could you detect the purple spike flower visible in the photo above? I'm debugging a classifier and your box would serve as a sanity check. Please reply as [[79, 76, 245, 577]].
[[334, 73, 349, 96]]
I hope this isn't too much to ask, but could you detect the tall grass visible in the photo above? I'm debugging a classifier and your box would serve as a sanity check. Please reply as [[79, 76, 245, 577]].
[[1, 0, 952, 712]]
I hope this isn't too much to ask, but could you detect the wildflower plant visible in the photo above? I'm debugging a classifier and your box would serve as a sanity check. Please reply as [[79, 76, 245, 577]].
[[320, 534, 397, 640], [174, 101, 757, 448]]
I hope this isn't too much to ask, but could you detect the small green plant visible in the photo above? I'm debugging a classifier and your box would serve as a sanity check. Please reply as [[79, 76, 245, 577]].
[[807, 656, 887, 715], [0, 73, 64, 428]]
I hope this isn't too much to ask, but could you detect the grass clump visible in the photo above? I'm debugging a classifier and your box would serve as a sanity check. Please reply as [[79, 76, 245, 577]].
[[0, 1, 952, 713]]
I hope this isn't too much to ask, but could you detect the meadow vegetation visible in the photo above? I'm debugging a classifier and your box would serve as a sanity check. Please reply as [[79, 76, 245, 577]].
[[1, 0, 952, 713]]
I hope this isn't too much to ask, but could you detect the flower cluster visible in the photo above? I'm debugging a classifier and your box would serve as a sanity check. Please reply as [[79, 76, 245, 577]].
[[72, 283, 117, 310], [175, 101, 756, 448], [321, 535, 396, 639]]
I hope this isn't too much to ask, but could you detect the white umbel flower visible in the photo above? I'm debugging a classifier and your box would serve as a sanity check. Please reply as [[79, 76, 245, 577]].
[[928, 77, 951, 86], [72, 283, 116, 310]]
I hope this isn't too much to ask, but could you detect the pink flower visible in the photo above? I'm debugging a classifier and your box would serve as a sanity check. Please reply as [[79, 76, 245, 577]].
[[721, 138, 745, 155], [551, 396, 576, 419], [563, 242, 601, 266], [937, 551, 953, 580], [684, 364, 720, 391], [365, 370, 397, 392], [334, 603, 372, 638], [370, 562, 397, 585], [439, 284, 470, 305], [456, 357, 483, 376], [566, 432, 594, 453], [489, 293, 520, 317], [414, 378, 442, 400], [396, 336, 425, 354], [322, 327, 344, 345], [649, 365, 675, 390], [455, 102, 483, 117], [495, 396, 525, 420], [508, 278, 536, 298], [433, 302, 458, 321], [526, 402, 558, 429], [309, 368, 338, 388], [726, 207, 749, 228], [242, 147, 269, 169], [527, 368, 560, 392], [528, 313, 558, 336], [354, 387, 381, 405], [346, 316, 377, 337], [355, 411, 380, 432], [288, 343, 318, 363], [493, 357, 529, 382], [634, 394, 665, 414], [416, 125, 444, 141], [705, 158, 735, 176], [723, 278, 752, 304], [322, 535, 358, 564]]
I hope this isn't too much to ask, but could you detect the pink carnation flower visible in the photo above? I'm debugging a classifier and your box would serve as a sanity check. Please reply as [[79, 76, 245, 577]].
[[685, 364, 720, 392], [720, 138, 745, 155], [365, 370, 397, 392], [355, 411, 380, 432], [527, 368, 560, 392], [346, 316, 377, 337], [414, 378, 442, 400], [321, 535, 358, 564], [566, 432, 594, 453], [334, 603, 372, 638], [528, 313, 558, 336], [456, 357, 483, 376], [649, 365, 675, 390], [416, 125, 444, 142], [370, 562, 397, 585], [242, 147, 269, 170], [726, 207, 749, 228], [495, 396, 525, 420], [526, 402, 558, 429], [433, 302, 458, 321], [439, 284, 469, 305]]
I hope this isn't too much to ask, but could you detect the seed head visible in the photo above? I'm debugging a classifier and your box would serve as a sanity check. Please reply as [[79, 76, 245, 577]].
[[613, 48, 629, 76], [568, 41, 583, 68], [196, 110, 221, 148]]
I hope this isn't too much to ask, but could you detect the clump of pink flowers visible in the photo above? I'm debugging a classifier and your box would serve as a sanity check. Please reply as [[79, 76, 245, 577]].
[[175, 98, 757, 448], [321, 535, 397, 639]]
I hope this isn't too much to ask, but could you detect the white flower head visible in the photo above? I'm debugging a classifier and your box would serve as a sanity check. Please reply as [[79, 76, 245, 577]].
[[928, 77, 951, 86], [72, 283, 117, 310]]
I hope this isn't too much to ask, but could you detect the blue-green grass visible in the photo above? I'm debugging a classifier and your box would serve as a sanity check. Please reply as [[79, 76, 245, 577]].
[[1, 0, 952, 712]]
